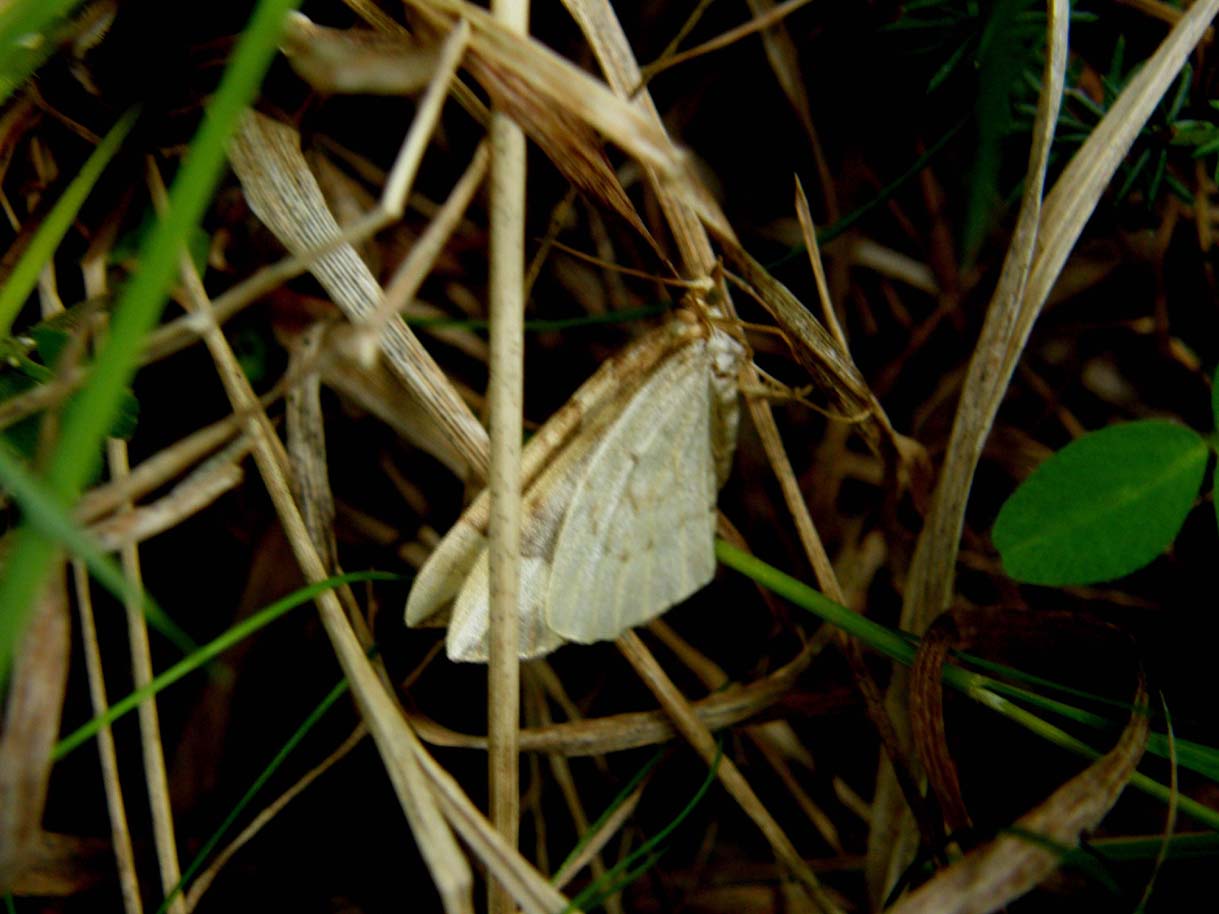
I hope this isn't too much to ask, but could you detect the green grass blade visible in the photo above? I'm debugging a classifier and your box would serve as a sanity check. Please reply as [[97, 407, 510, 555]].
[[565, 741, 723, 913], [1087, 831, 1219, 862], [0, 442, 195, 655], [0, 0, 302, 687], [715, 540, 914, 663], [0, 0, 86, 103], [552, 748, 665, 880], [53, 570, 396, 760], [969, 673, 1219, 782], [968, 688, 1219, 831], [0, 107, 139, 335]]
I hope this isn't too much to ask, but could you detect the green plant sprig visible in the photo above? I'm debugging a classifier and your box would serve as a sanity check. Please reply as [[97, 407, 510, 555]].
[[0, 0, 302, 686]]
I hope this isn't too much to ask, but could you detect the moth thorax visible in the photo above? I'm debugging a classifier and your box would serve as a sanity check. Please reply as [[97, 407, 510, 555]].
[[673, 306, 701, 327], [709, 328, 746, 380]]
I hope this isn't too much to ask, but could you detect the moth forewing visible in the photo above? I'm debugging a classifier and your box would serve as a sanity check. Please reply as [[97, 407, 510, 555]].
[[446, 553, 568, 661], [545, 340, 719, 643], [404, 518, 483, 628]]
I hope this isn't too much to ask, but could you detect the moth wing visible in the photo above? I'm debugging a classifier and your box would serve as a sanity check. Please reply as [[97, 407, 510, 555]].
[[405, 513, 485, 628], [546, 341, 718, 643], [444, 553, 567, 662], [443, 414, 606, 662]]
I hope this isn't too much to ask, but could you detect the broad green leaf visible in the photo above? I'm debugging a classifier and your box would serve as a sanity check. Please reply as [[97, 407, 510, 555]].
[[993, 420, 1208, 586]]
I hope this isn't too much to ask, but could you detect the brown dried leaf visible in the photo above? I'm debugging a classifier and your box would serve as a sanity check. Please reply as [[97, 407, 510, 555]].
[[463, 52, 660, 256], [0, 574, 69, 891], [281, 12, 440, 95], [910, 614, 970, 836], [896, 627, 1149, 914]]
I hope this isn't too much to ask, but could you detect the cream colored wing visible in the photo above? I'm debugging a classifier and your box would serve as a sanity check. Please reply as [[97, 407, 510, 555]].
[[405, 517, 484, 628], [443, 430, 596, 662], [546, 339, 721, 643]]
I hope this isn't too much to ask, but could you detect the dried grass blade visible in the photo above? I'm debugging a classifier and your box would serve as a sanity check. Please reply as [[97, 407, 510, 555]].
[[285, 325, 338, 572], [228, 111, 490, 479], [867, 8, 1072, 902], [618, 632, 846, 914], [464, 51, 658, 251], [901, 0, 1066, 632], [71, 563, 144, 914], [0, 577, 70, 890], [319, 326, 477, 470], [552, 772, 647, 890], [726, 247, 894, 452], [751, 1, 839, 218], [280, 12, 440, 95], [154, 159, 475, 911], [411, 739, 578, 913], [101, 431, 186, 913], [411, 644, 822, 756], [405, 0, 734, 243], [87, 440, 247, 551], [903, 0, 1219, 632], [485, 1, 529, 910], [371, 141, 489, 333], [559, 0, 720, 271], [888, 675, 1150, 914], [643, 0, 816, 84]]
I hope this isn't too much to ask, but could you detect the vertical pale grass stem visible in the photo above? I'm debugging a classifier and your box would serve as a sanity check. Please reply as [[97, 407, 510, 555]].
[[487, 1, 529, 912], [72, 562, 144, 914], [83, 238, 188, 914], [109, 441, 187, 914], [145, 160, 474, 913]]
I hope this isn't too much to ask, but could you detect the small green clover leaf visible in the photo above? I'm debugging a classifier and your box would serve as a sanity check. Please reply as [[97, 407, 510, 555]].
[[993, 419, 1210, 586]]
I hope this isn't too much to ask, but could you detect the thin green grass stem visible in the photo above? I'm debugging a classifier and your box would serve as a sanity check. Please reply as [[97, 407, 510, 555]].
[[713, 540, 1219, 832], [156, 676, 352, 914], [564, 741, 723, 913], [0, 443, 195, 654], [552, 748, 666, 880], [0, 107, 138, 334], [53, 571, 395, 760]]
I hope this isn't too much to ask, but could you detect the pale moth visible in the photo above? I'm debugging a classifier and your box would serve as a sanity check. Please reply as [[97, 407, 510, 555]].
[[405, 309, 746, 661]]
